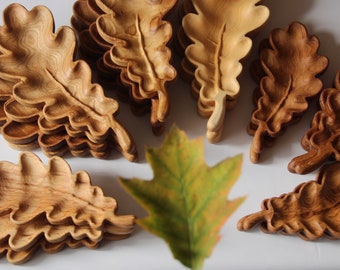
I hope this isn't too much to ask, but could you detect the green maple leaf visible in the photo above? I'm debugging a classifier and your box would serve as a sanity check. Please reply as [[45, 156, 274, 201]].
[[119, 125, 245, 270]]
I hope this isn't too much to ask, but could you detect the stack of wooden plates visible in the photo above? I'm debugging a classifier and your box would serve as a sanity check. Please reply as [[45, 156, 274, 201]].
[[0, 152, 134, 264], [0, 4, 137, 161], [71, 0, 177, 134]]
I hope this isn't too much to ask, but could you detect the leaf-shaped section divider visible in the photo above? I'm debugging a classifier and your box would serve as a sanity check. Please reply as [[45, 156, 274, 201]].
[[238, 162, 340, 240], [0, 4, 137, 161], [120, 125, 245, 270], [181, 0, 269, 142], [288, 70, 340, 174], [95, 0, 177, 134], [248, 22, 329, 163]]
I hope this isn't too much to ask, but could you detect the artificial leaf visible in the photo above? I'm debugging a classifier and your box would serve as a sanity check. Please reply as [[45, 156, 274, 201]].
[[95, 0, 177, 134], [119, 125, 245, 270], [181, 0, 269, 142], [238, 162, 340, 241], [0, 151, 134, 264], [248, 22, 329, 163], [288, 70, 340, 174], [0, 4, 137, 161]]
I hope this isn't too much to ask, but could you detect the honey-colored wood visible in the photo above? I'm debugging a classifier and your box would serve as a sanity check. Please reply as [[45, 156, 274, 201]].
[[1, 236, 100, 264], [289, 70, 340, 174], [0, 4, 137, 161], [0, 151, 135, 264], [180, 0, 269, 142], [71, 0, 124, 100], [248, 22, 329, 163], [71, 0, 108, 62], [0, 76, 19, 128], [238, 162, 340, 240], [95, 0, 177, 134], [72, 0, 102, 31], [71, 0, 177, 135]]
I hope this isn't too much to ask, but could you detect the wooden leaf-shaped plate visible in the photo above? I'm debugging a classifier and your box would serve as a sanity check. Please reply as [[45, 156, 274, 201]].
[[0, 151, 134, 250], [0, 151, 135, 229], [248, 22, 329, 163], [94, 0, 177, 134], [181, 0, 269, 142], [288, 70, 340, 174], [238, 162, 340, 240], [0, 4, 137, 161]]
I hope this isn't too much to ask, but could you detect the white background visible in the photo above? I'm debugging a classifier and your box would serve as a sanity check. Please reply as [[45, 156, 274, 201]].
[[0, 0, 340, 269]]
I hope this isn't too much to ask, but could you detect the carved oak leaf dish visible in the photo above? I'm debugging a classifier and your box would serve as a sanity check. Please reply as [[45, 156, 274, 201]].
[[72, 0, 177, 135], [238, 162, 340, 241], [0, 4, 137, 161], [248, 22, 329, 163], [288, 70, 340, 174], [0, 151, 135, 264], [71, 0, 126, 103], [179, 0, 270, 142], [95, 0, 177, 135]]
